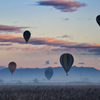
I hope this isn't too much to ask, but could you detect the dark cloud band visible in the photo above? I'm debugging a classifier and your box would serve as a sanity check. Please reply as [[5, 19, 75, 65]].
[[0, 25, 28, 32], [0, 34, 100, 55]]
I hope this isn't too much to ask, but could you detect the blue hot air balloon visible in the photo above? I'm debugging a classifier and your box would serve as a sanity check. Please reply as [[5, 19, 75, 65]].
[[45, 68, 53, 80]]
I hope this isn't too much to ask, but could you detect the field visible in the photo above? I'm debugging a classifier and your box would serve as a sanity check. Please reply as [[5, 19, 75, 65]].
[[0, 85, 100, 100]]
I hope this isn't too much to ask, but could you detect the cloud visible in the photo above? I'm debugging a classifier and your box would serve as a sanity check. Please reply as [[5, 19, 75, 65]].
[[61, 35, 69, 38], [0, 45, 53, 51], [0, 34, 23, 43], [0, 43, 12, 46], [0, 25, 28, 32], [45, 60, 50, 65], [61, 43, 100, 49], [64, 18, 69, 20], [88, 48, 100, 55], [0, 34, 72, 45], [1, 34, 100, 54], [57, 35, 72, 39], [38, 0, 86, 12], [79, 62, 85, 64], [54, 62, 57, 64]]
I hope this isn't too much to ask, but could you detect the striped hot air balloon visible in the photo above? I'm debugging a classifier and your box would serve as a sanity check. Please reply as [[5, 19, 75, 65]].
[[60, 53, 74, 75], [45, 68, 53, 80], [8, 62, 16, 75], [96, 15, 100, 26]]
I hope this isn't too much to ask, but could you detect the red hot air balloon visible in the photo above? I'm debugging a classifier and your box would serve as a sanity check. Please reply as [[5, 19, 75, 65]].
[[60, 53, 74, 76], [8, 62, 16, 75], [23, 30, 31, 44]]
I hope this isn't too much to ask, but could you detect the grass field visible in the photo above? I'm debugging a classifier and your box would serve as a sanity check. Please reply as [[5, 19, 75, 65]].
[[0, 85, 100, 100]]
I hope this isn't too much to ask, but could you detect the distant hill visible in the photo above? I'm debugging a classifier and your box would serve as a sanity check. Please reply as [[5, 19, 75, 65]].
[[0, 66, 100, 83]]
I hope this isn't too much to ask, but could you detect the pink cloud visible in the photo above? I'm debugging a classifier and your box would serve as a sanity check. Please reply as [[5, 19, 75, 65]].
[[62, 35, 69, 38], [0, 25, 28, 32], [0, 33, 23, 43], [0, 33, 100, 54], [38, 0, 86, 12], [0, 45, 54, 52]]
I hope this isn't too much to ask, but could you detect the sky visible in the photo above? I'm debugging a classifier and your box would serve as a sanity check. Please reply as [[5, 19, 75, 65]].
[[0, 0, 100, 69]]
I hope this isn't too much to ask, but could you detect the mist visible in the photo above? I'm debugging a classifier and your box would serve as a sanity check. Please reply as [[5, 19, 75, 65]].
[[0, 66, 99, 86]]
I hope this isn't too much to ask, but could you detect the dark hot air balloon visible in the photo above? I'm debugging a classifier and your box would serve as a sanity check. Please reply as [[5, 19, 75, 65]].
[[23, 30, 31, 44], [60, 53, 74, 75], [8, 62, 16, 75], [45, 68, 53, 80], [96, 15, 100, 26]]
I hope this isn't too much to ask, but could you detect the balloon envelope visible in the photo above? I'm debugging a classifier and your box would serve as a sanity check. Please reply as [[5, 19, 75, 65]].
[[23, 30, 31, 43], [60, 53, 74, 74], [45, 68, 53, 80], [8, 62, 16, 74], [96, 15, 100, 26]]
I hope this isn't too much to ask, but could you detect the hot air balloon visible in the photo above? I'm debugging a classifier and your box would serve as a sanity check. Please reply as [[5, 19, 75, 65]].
[[23, 30, 31, 44], [45, 68, 53, 80], [96, 15, 100, 26], [8, 62, 16, 75], [60, 53, 74, 75]]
